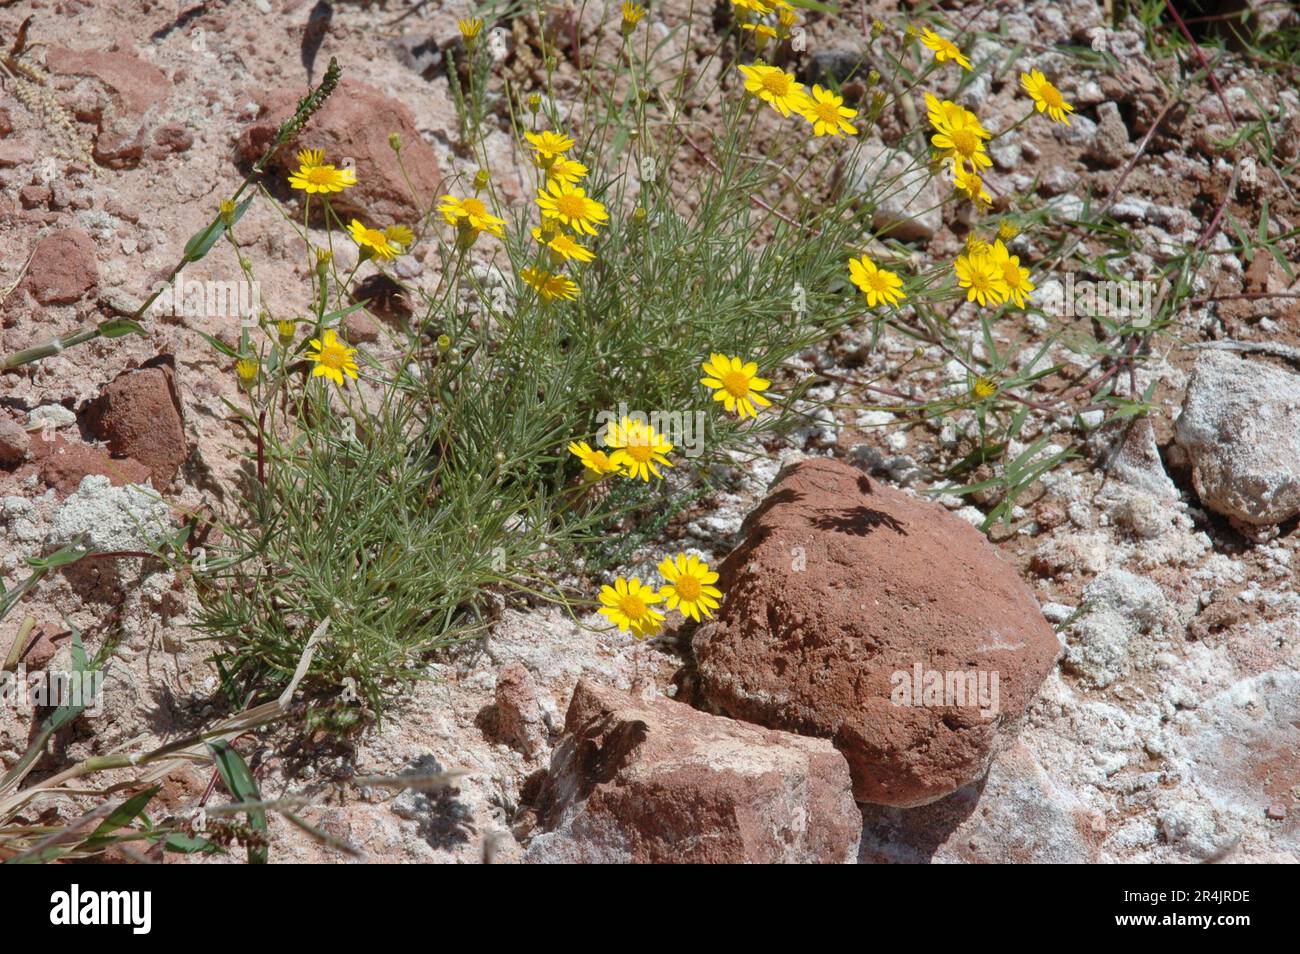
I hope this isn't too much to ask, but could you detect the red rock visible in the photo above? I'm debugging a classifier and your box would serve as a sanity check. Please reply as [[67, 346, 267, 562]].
[[84, 362, 188, 486], [46, 46, 171, 166], [0, 140, 33, 168], [237, 79, 442, 226], [18, 185, 50, 209], [341, 310, 381, 345], [492, 663, 548, 757], [34, 434, 151, 494], [524, 679, 860, 863], [22, 229, 99, 305], [693, 458, 1061, 807], [148, 122, 194, 159]]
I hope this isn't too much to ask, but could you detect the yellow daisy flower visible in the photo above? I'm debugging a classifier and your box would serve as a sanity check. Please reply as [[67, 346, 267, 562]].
[[287, 152, 357, 194], [521, 267, 579, 302], [598, 576, 665, 639], [1020, 69, 1075, 125], [306, 329, 359, 386], [919, 26, 972, 70], [621, 2, 646, 36], [568, 440, 620, 476], [605, 416, 673, 480], [800, 85, 859, 137], [536, 180, 609, 236], [924, 92, 971, 133], [658, 553, 722, 623], [988, 239, 1035, 308], [547, 155, 589, 186], [848, 255, 906, 307], [737, 63, 808, 118], [931, 110, 992, 174], [533, 227, 595, 263], [458, 17, 484, 40], [348, 218, 401, 260], [972, 375, 998, 400], [731, 0, 774, 14], [235, 357, 259, 386], [953, 166, 992, 207], [525, 129, 576, 160], [700, 353, 773, 419], [276, 319, 297, 347], [384, 224, 415, 250], [954, 249, 1010, 307], [437, 194, 506, 237]]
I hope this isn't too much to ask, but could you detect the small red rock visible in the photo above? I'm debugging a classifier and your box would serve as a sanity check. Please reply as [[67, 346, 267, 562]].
[[237, 79, 441, 226], [341, 310, 381, 345], [0, 415, 30, 465], [525, 679, 861, 863], [84, 362, 188, 487], [23, 229, 99, 305], [34, 434, 152, 494], [1266, 803, 1288, 821]]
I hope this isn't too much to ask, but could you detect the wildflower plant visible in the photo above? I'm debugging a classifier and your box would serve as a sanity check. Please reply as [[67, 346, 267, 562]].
[[6, 6, 1229, 718]]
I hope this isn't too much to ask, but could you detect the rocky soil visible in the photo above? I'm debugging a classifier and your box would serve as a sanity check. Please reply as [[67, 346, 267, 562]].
[[2, 0, 1298, 863]]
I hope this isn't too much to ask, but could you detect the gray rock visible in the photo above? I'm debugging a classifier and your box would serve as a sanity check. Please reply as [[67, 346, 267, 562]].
[[1175, 351, 1300, 525], [47, 475, 172, 553], [1039, 165, 1079, 196], [844, 139, 941, 242], [805, 48, 873, 86]]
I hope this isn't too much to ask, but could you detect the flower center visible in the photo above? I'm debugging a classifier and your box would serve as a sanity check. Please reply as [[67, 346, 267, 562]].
[[361, 228, 388, 247], [866, 272, 891, 293], [555, 194, 588, 219], [721, 370, 752, 398], [1002, 262, 1021, 285], [761, 73, 791, 97], [624, 441, 654, 463], [1040, 85, 1064, 109], [950, 127, 979, 156], [618, 594, 647, 619], [305, 166, 336, 183], [674, 575, 702, 601], [814, 102, 840, 123], [319, 345, 349, 370], [462, 197, 487, 217]]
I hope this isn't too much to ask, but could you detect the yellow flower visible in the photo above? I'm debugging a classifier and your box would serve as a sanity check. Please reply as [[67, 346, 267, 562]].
[[953, 166, 992, 207], [525, 129, 575, 160], [931, 109, 992, 174], [598, 576, 665, 639], [605, 416, 673, 480], [997, 221, 1020, 242], [741, 22, 779, 43], [988, 239, 1035, 308], [965, 232, 990, 255], [348, 218, 402, 260], [568, 440, 620, 476], [533, 227, 594, 263], [954, 249, 1010, 307], [1020, 69, 1074, 125], [919, 26, 972, 70], [700, 353, 773, 419], [536, 180, 609, 236], [437, 194, 506, 237], [219, 199, 237, 226], [458, 17, 484, 41], [658, 553, 722, 623], [547, 155, 589, 186], [848, 255, 905, 307], [777, 6, 798, 37], [731, 0, 774, 14], [306, 329, 359, 386], [521, 267, 579, 301], [276, 319, 297, 346], [384, 224, 415, 250], [235, 357, 259, 386], [621, 2, 646, 36], [737, 63, 808, 118], [287, 152, 357, 194], [972, 375, 998, 400], [799, 85, 859, 137], [923, 93, 979, 135]]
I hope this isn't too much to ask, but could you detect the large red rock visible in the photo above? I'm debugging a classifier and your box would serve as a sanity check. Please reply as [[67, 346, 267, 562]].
[[237, 79, 442, 227], [46, 46, 171, 165], [693, 458, 1061, 807], [83, 362, 187, 486], [524, 679, 860, 863], [22, 229, 98, 305]]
